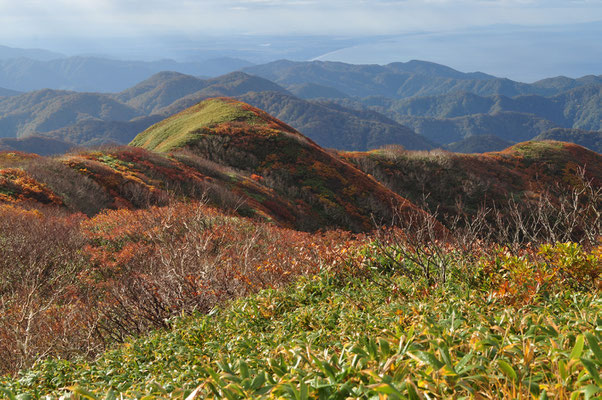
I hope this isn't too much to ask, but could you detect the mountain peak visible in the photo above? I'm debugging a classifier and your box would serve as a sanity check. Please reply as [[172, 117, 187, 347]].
[[130, 97, 303, 153], [130, 97, 427, 232]]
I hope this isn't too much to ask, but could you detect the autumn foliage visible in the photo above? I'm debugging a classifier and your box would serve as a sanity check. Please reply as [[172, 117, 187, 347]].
[[0, 199, 361, 375], [345, 141, 602, 223], [0, 108, 600, 384]]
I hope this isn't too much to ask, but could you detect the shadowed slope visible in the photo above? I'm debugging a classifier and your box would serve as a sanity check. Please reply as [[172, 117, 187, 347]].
[[345, 141, 602, 217], [534, 128, 602, 153], [237, 91, 434, 151], [132, 97, 424, 231], [0, 135, 74, 155], [444, 134, 513, 153]]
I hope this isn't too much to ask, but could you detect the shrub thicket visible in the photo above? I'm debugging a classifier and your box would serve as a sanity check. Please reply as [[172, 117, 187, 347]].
[[0, 201, 356, 375]]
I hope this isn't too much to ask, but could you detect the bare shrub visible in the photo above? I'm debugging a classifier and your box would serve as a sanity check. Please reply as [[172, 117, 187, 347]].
[[24, 157, 112, 215], [487, 169, 601, 249], [171, 149, 236, 181], [0, 205, 98, 375], [120, 180, 170, 208], [370, 169, 601, 288], [82, 203, 351, 344], [0, 200, 356, 374]]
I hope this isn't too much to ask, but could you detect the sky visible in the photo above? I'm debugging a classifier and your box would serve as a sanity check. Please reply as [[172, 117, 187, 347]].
[[1, 0, 601, 39], [0, 0, 601, 81]]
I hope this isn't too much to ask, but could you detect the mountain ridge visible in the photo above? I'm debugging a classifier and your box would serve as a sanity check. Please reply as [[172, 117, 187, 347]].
[[243, 59, 593, 99], [131, 97, 425, 231], [1, 71, 433, 152], [0, 56, 254, 92], [533, 128, 602, 153], [1, 62, 601, 154]]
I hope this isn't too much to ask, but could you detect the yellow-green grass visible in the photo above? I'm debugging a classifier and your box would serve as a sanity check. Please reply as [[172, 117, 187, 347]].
[[130, 98, 262, 153]]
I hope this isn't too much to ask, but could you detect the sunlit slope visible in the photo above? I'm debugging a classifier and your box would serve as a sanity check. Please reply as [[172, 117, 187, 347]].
[[131, 97, 425, 231]]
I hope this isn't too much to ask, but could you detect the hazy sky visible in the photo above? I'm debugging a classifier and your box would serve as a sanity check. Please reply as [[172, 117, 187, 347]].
[[1, 0, 601, 81], [1, 0, 602, 40]]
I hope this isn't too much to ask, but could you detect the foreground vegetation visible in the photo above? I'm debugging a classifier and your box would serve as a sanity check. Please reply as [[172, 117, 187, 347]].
[[0, 149, 600, 399], [0, 101, 600, 398], [1, 237, 600, 399]]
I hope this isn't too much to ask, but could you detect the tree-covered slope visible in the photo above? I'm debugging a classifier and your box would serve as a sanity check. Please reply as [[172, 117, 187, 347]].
[[444, 134, 514, 153], [533, 128, 602, 153], [243, 60, 553, 99], [360, 85, 602, 133], [0, 89, 142, 138], [41, 116, 164, 147], [397, 112, 557, 144], [286, 82, 350, 99], [327, 84, 601, 145], [237, 91, 434, 151], [113, 71, 211, 114], [532, 74, 602, 92]]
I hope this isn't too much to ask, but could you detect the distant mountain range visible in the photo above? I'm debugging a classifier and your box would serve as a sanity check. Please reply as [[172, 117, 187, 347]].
[[443, 134, 514, 154], [0, 135, 73, 155], [355, 86, 602, 132], [534, 128, 602, 153], [236, 92, 434, 150], [394, 112, 557, 145], [0, 87, 20, 97], [0, 58, 600, 155], [243, 60, 601, 99], [0, 71, 436, 152], [0, 56, 254, 92], [0, 89, 143, 138], [0, 45, 64, 61]]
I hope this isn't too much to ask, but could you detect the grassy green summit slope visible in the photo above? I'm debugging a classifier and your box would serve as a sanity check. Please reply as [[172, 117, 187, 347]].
[[131, 97, 425, 232], [130, 97, 284, 153]]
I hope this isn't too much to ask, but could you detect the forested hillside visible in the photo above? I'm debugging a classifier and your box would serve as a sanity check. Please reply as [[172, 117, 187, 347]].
[[1, 60, 601, 155]]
